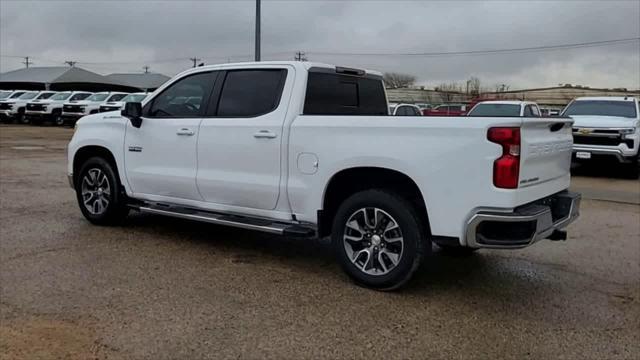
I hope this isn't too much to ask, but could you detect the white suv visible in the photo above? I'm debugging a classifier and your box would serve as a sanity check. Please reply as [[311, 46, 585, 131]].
[[61, 92, 128, 125], [26, 91, 93, 125]]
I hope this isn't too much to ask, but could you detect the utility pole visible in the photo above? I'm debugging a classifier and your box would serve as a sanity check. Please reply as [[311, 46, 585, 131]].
[[189, 57, 201, 68], [143, 65, 150, 73], [23, 56, 33, 68], [294, 51, 307, 61], [65, 61, 77, 67], [255, 0, 261, 61]]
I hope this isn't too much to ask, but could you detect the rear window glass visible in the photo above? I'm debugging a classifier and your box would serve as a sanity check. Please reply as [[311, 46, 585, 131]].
[[563, 100, 637, 118], [303, 72, 387, 115], [468, 104, 521, 116]]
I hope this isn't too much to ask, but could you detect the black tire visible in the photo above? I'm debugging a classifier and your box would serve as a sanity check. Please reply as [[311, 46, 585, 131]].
[[75, 157, 129, 225], [17, 109, 28, 124], [332, 189, 429, 291], [623, 157, 639, 180], [52, 111, 64, 126], [437, 244, 478, 256]]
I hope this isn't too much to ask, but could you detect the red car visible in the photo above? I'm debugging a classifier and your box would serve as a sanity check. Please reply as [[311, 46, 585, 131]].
[[422, 104, 468, 116]]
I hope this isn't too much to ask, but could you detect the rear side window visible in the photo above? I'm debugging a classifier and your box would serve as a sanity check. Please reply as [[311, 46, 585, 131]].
[[304, 72, 387, 115], [216, 69, 286, 117]]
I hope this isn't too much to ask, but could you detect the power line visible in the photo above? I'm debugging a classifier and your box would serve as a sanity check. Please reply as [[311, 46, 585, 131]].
[[308, 37, 640, 57]]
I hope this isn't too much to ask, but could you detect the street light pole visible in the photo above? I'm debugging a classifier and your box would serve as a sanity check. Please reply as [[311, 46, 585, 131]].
[[255, 0, 261, 61]]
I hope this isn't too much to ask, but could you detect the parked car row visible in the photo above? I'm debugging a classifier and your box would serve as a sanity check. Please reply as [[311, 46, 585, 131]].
[[388, 96, 639, 177], [0, 90, 149, 126]]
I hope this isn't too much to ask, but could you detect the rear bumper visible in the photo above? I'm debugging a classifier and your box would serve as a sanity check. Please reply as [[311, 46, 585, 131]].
[[465, 191, 581, 249]]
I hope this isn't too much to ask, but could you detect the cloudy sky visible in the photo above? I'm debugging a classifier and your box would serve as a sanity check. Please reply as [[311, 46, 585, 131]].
[[1, 0, 639, 90]]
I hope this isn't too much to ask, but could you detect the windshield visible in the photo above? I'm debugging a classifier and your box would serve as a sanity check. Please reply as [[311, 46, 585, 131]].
[[70, 93, 91, 101], [9, 92, 26, 99], [87, 93, 109, 102], [36, 92, 55, 100], [107, 93, 127, 102], [121, 94, 147, 103], [18, 92, 39, 100], [563, 100, 637, 118], [50, 92, 72, 101], [468, 104, 521, 116]]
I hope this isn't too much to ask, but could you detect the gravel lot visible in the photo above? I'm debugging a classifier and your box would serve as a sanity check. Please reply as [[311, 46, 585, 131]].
[[1, 124, 639, 359]]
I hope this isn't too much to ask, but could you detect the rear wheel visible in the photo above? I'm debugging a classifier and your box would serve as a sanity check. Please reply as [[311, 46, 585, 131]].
[[332, 189, 428, 290], [75, 157, 129, 225]]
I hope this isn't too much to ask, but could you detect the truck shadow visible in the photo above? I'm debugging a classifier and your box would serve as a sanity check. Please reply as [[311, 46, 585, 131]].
[[571, 161, 637, 179], [124, 212, 553, 302]]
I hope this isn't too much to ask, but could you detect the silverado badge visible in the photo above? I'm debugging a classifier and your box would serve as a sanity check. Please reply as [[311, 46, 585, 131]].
[[577, 128, 594, 135]]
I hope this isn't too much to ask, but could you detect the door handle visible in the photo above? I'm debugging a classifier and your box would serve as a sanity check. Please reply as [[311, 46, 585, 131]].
[[253, 130, 277, 139], [177, 128, 195, 136]]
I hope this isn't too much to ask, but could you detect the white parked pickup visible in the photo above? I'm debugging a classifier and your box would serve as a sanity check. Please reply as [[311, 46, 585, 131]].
[[563, 96, 640, 178], [68, 61, 581, 290], [61, 92, 128, 125]]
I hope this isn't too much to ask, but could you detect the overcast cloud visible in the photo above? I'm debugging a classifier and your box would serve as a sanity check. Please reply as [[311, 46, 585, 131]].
[[1, 0, 639, 90]]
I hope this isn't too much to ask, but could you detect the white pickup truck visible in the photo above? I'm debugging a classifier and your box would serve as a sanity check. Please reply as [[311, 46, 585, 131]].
[[563, 96, 639, 178], [68, 61, 580, 290]]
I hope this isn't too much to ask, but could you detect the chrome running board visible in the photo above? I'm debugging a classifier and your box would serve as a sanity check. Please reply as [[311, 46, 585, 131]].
[[138, 205, 315, 237]]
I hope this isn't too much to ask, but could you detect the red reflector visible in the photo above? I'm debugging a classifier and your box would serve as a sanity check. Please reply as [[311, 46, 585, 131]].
[[488, 127, 521, 189]]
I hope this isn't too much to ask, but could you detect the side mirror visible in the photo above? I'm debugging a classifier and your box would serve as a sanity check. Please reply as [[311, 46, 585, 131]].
[[122, 102, 143, 128]]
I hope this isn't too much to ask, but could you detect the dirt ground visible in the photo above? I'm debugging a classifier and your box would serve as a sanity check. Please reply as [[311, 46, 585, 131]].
[[1, 124, 639, 359]]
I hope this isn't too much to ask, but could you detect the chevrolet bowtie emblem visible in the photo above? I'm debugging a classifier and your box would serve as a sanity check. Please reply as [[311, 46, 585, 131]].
[[577, 128, 593, 135]]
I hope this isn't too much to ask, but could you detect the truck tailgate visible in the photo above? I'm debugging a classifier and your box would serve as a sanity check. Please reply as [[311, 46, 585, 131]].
[[519, 118, 574, 188]]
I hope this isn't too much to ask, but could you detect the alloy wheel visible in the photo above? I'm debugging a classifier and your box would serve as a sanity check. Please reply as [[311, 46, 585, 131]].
[[81, 168, 111, 215], [343, 207, 404, 276]]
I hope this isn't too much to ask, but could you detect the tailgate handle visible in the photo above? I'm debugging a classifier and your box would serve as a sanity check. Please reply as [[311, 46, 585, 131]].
[[549, 123, 565, 132]]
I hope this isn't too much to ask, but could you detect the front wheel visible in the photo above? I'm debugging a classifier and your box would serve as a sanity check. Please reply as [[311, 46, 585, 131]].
[[75, 157, 129, 225], [332, 189, 428, 290], [53, 112, 65, 126]]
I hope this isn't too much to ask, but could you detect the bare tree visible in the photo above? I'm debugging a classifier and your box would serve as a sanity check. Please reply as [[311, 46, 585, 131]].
[[466, 76, 481, 96], [383, 72, 416, 88], [435, 82, 462, 102]]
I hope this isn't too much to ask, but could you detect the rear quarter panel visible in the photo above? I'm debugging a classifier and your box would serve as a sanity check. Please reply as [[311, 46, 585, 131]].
[[288, 116, 570, 240]]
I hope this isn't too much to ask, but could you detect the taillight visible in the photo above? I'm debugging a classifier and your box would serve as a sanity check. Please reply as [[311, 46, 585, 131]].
[[488, 127, 520, 189]]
